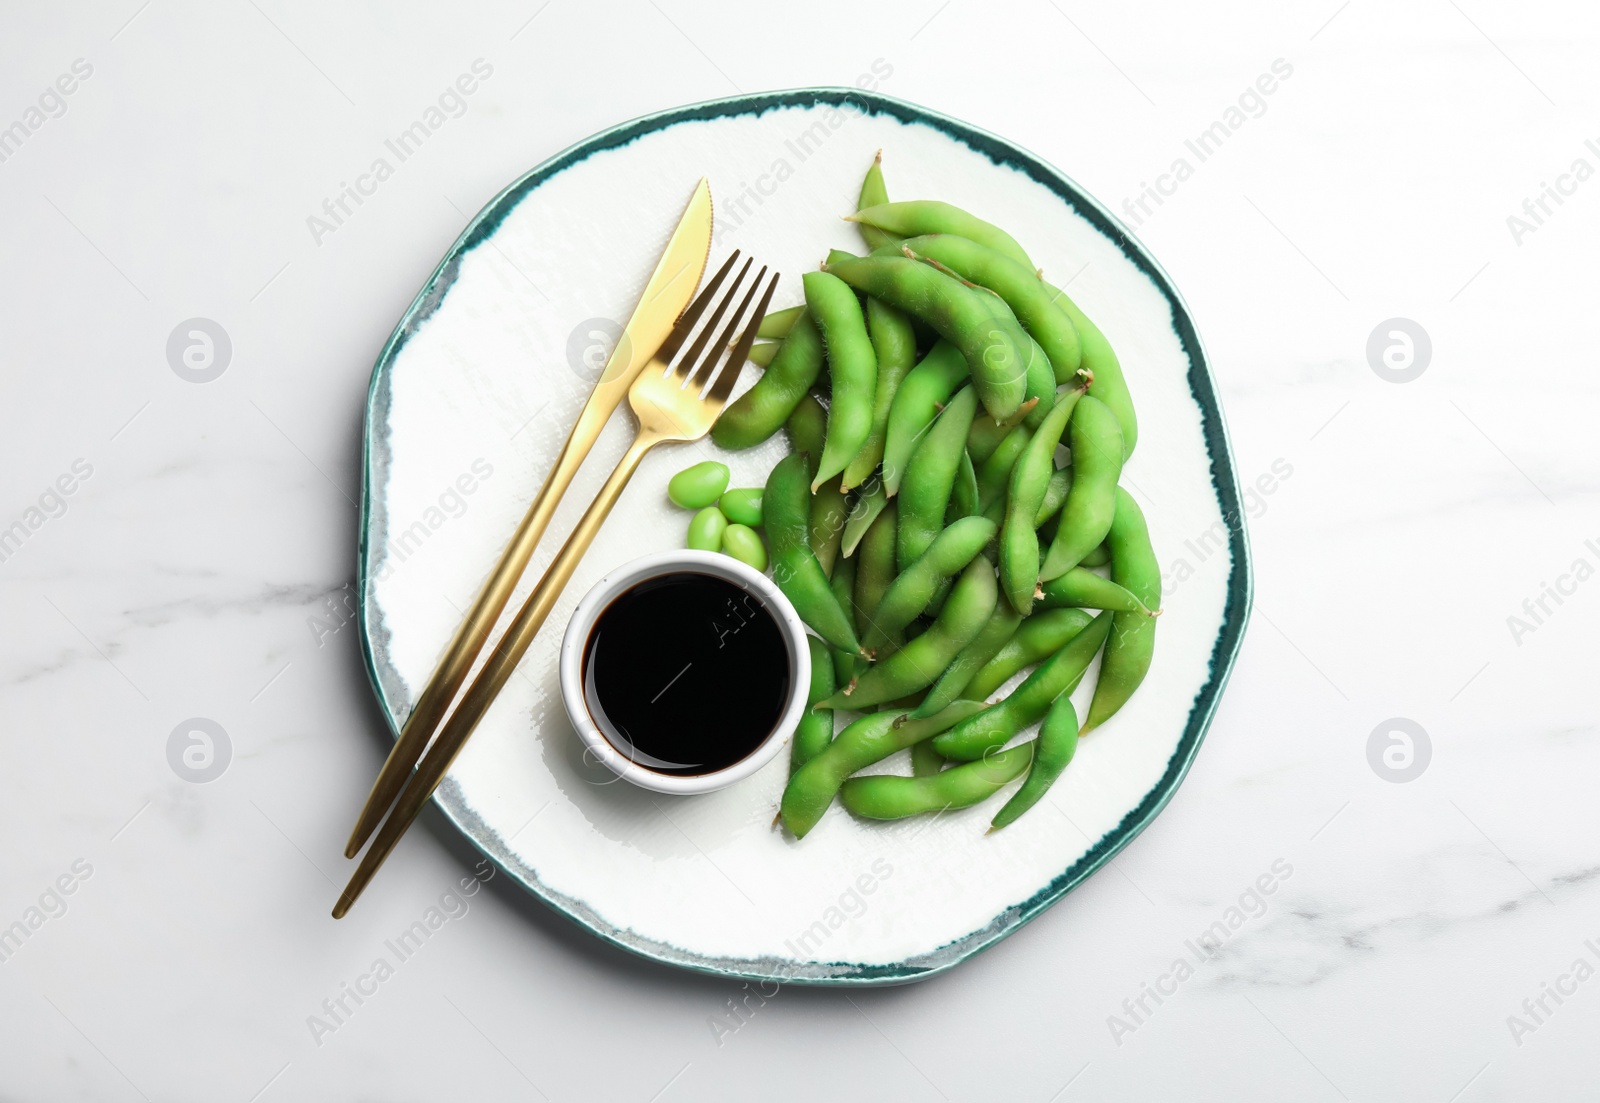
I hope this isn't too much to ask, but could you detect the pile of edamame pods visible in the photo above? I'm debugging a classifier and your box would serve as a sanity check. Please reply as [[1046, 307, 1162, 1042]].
[[668, 152, 1161, 837]]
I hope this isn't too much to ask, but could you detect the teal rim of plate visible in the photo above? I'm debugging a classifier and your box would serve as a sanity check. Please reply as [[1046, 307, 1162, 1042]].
[[355, 86, 1254, 986]]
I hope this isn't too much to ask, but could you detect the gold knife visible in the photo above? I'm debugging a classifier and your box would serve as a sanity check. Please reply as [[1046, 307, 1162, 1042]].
[[344, 179, 713, 859]]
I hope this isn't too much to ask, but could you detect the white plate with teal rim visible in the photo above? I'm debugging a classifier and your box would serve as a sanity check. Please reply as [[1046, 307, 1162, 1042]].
[[358, 88, 1252, 985]]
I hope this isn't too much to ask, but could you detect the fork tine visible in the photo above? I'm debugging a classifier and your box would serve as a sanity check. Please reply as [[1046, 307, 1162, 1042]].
[[671, 257, 752, 380], [691, 265, 768, 391], [655, 250, 740, 365], [708, 271, 779, 405]]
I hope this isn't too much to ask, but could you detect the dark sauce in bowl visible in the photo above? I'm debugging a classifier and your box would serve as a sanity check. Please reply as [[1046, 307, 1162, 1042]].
[[581, 572, 792, 777]]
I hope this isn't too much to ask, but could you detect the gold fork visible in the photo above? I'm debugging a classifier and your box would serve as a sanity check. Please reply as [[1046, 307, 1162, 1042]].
[[333, 257, 778, 917]]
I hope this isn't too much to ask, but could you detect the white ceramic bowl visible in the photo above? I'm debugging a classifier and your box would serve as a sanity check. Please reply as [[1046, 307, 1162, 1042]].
[[557, 549, 811, 795]]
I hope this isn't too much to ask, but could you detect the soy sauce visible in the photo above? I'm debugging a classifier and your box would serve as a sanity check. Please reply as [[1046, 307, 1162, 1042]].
[[581, 572, 791, 776]]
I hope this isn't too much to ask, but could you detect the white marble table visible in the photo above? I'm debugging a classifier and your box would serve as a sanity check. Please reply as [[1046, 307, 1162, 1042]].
[[1, 2, 1594, 1100]]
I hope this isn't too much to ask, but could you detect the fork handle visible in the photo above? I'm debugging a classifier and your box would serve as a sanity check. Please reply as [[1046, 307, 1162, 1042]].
[[343, 388, 630, 857], [334, 430, 658, 918]]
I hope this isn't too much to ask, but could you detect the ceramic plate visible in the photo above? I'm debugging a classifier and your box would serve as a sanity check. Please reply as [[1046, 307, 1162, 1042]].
[[357, 88, 1251, 985]]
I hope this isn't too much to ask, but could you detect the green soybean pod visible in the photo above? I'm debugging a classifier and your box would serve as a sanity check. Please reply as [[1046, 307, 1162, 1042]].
[[1035, 467, 1072, 527], [668, 461, 730, 509], [786, 391, 827, 458], [829, 555, 861, 690], [1080, 542, 1111, 568], [933, 612, 1111, 761], [809, 476, 848, 577], [967, 395, 1037, 465], [962, 607, 1093, 702], [856, 150, 900, 251], [1041, 279, 1137, 457], [747, 342, 779, 368], [849, 201, 1034, 270], [721, 524, 767, 571], [759, 305, 805, 340], [1040, 395, 1124, 580], [910, 740, 945, 777], [1038, 567, 1156, 615], [975, 423, 1032, 514], [818, 555, 996, 711], [854, 499, 899, 637], [840, 741, 1036, 821], [779, 699, 988, 838], [720, 488, 763, 527], [911, 601, 1024, 719], [1082, 488, 1160, 734], [686, 506, 727, 552], [947, 448, 979, 522], [713, 311, 825, 450], [898, 385, 979, 571], [881, 340, 968, 496], [999, 396, 1074, 615], [841, 477, 888, 557], [902, 234, 1081, 383], [791, 635, 837, 774], [803, 271, 878, 490], [765, 453, 861, 655], [990, 694, 1077, 830], [862, 515, 997, 656], [824, 254, 1027, 422], [843, 298, 917, 490]]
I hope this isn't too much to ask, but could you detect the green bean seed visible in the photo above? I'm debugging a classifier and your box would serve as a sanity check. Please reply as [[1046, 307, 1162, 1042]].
[[758, 304, 805, 340], [911, 601, 1024, 718], [898, 385, 979, 571], [962, 607, 1094, 701], [933, 612, 1111, 761], [842, 298, 917, 490], [863, 515, 997, 656], [841, 477, 888, 557], [713, 311, 825, 450], [856, 150, 900, 252], [780, 699, 987, 838], [824, 254, 1027, 422], [686, 506, 727, 552], [668, 461, 730, 509], [903, 234, 1082, 383], [881, 341, 968, 495], [765, 453, 862, 654], [786, 391, 827, 458], [820, 555, 996, 711], [721, 524, 767, 571], [990, 694, 1077, 830], [809, 476, 848, 577], [791, 635, 837, 774], [910, 740, 945, 776], [1038, 567, 1156, 615], [1083, 488, 1160, 733], [804, 271, 878, 490], [1000, 387, 1078, 614], [1041, 279, 1137, 457], [720, 487, 763, 527], [850, 201, 1034, 270], [1041, 395, 1124, 580], [840, 740, 1035, 821]]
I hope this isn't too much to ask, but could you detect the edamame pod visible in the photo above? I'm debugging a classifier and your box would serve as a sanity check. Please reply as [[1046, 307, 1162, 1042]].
[[785, 391, 827, 458], [947, 448, 979, 521], [791, 635, 837, 774], [862, 515, 997, 656], [804, 271, 878, 490], [841, 477, 888, 557], [1041, 279, 1137, 457], [881, 341, 968, 495], [765, 453, 862, 655], [824, 254, 1027, 422], [849, 201, 1034, 269], [809, 476, 848, 577], [748, 342, 779, 367], [898, 385, 978, 571], [962, 607, 1094, 701], [856, 150, 900, 252], [933, 612, 1111, 761], [842, 297, 917, 490], [1083, 488, 1160, 733], [840, 741, 1035, 820], [1000, 387, 1078, 614], [853, 499, 899, 643], [967, 395, 1037, 464], [990, 694, 1077, 830], [1041, 395, 1124, 580], [976, 423, 1032, 514], [911, 601, 1024, 718], [779, 699, 987, 838], [713, 311, 824, 450], [758, 305, 805, 340], [911, 740, 945, 777], [1038, 567, 1156, 615], [829, 555, 861, 689], [1035, 467, 1072, 526], [819, 555, 996, 710]]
